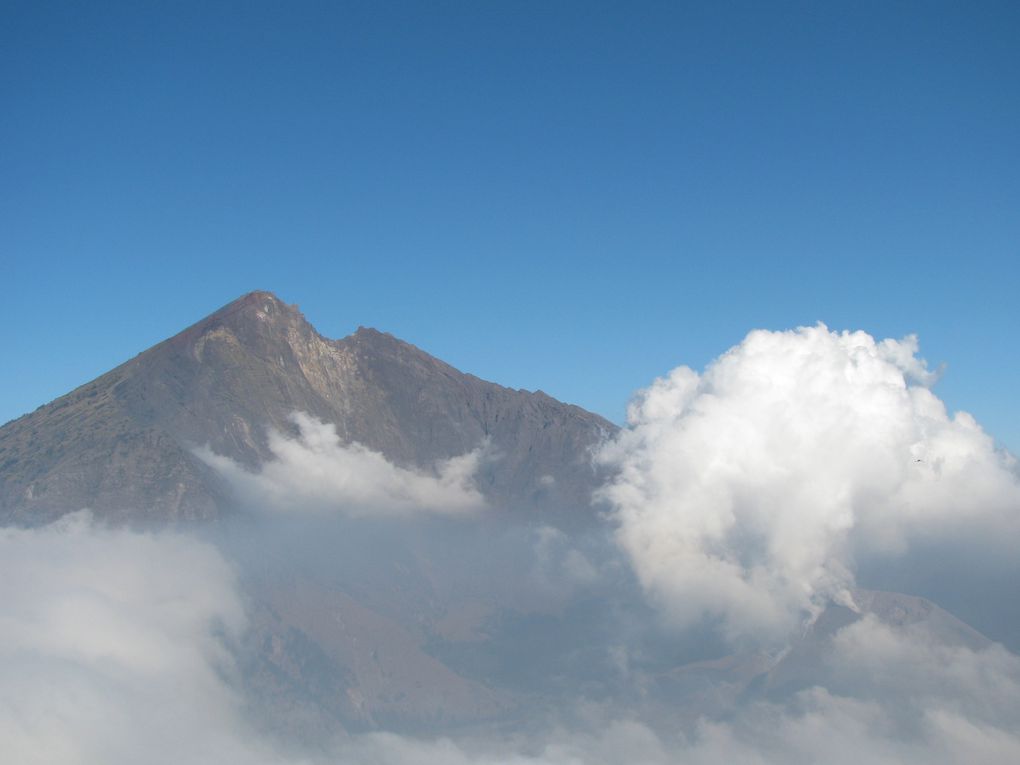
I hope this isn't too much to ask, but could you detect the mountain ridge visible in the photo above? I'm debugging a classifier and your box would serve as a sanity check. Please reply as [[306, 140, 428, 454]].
[[0, 291, 615, 525]]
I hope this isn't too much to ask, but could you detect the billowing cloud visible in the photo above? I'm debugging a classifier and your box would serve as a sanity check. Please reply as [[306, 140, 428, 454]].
[[597, 325, 1020, 642], [198, 411, 487, 517], [0, 512, 280, 765]]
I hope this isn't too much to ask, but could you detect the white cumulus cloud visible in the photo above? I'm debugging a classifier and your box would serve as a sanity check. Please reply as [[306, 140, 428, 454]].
[[597, 324, 1020, 642]]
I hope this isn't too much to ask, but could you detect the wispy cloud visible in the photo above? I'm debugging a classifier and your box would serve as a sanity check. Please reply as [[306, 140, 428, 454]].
[[197, 411, 487, 518]]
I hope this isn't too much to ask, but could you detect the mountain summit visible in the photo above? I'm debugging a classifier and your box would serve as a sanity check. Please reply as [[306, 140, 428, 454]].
[[0, 291, 615, 525]]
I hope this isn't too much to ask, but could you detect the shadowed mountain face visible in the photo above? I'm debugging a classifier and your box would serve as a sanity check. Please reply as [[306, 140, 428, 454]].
[[0, 291, 615, 525]]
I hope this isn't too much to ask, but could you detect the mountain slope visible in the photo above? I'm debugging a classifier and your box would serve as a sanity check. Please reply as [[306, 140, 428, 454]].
[[0, 291, 615, 525]]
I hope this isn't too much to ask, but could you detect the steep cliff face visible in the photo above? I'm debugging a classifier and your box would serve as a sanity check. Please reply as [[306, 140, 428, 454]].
[[0, 291, 615, 525]]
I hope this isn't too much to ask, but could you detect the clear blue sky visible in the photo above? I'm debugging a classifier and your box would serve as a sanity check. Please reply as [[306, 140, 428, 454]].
[[2, 1, 1018, 451]]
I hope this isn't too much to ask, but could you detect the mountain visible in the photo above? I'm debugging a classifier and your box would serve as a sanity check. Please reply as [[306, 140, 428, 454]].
[[0, 291, 615, 526]]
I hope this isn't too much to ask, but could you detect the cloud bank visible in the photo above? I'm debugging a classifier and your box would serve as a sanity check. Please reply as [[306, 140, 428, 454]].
[[0, 512, 281, 765], [198, 411, 487, 517], [335, 610, 1020, 765], [3, 511, 1018, 764], [598, 325, 1020, 642], [685, 614, 1020, 765]]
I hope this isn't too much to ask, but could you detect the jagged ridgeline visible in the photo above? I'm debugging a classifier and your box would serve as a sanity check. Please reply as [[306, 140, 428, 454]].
[[0, 291, 615, 525]]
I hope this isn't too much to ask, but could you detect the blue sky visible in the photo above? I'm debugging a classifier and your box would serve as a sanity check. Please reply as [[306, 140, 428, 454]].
[[2, 1, 1018, 450]]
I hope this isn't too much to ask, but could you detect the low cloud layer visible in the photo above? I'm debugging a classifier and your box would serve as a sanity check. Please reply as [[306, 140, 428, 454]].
[[336, 612, 1020, 765], [0, 513, 281, 765], [686, 614, 1020, 765], [3, 512, 1019, 763], [198, 411, 487, 517], [598, 325, 1020, 643]]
